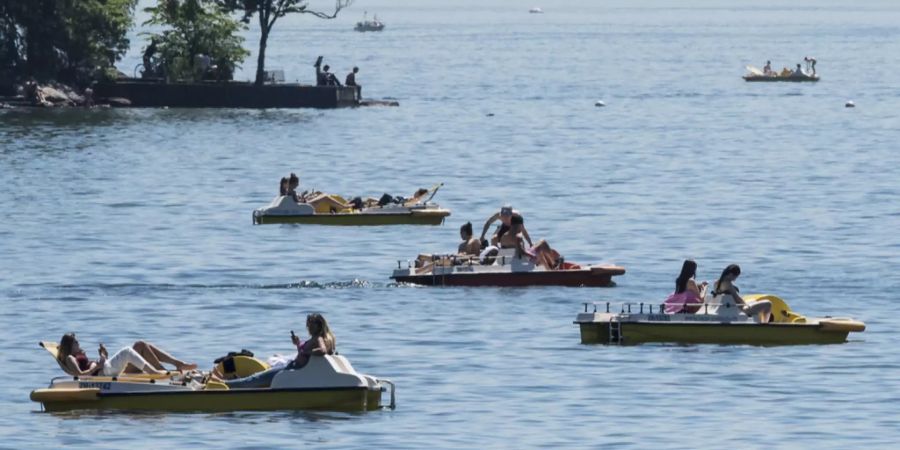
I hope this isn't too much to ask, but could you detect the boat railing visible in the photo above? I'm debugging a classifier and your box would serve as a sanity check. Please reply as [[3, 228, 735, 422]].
[[582, 301, 736, 315], [397, 253, 508, 269], [377, 378, 396, 410]]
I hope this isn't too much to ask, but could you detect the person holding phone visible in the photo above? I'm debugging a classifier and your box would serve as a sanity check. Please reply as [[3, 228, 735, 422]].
[[214, 313, 336, 389], [56, 333, 195, 376]]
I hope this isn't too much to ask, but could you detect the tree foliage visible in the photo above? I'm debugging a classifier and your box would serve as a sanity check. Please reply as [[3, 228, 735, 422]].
[[144, 0, 249, 82], [217, 0, 353, 85], [0, 0, 137, 82]]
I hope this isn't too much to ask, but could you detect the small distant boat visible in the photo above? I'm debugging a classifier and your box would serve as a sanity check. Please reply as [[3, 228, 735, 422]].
[[575, 294, 865, 345], [743, 65, 819, 82], [529, 7, 544, 14], [355, 12, 385, 32]]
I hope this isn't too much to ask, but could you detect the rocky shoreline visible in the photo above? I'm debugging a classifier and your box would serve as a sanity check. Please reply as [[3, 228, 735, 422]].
[[0, 81, 129, 109]]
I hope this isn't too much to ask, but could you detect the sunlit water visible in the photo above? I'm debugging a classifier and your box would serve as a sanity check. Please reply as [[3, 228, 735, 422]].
[[2, 0, 900, 448]]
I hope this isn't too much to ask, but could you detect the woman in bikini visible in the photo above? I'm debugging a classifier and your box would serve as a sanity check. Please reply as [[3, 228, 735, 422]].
[[56, 333, 197, 376]]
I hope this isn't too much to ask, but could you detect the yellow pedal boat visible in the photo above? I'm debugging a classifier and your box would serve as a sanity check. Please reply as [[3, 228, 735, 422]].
[[574, 294, 865, 345], [31, 343, 395, 412]]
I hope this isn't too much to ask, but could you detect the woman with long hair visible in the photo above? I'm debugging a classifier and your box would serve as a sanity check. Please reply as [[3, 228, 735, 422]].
[[216, 313, 336, 389], [711, 264, 772, 323], [664, 260, 708, 313], [56, 333, 196, 377]]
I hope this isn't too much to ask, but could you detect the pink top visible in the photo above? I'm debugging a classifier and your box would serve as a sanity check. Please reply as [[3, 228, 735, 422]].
[[664, 291, 702, 314]]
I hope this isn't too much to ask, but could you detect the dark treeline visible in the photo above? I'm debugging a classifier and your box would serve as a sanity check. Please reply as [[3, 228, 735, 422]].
[[1, 0, 353, 92]]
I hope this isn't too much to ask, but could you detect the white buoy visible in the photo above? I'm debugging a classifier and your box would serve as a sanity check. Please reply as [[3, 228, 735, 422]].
[[595, 100, 606, 107], [845, 100, 855, 108]]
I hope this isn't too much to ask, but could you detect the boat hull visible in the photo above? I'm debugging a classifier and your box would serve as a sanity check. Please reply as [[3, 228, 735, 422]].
[[32, 386, 380, 413], [743, 75, 819, 82], [393, 267, 624, 287], [577, 321, 852, 345], [254, 210, 449, 225]]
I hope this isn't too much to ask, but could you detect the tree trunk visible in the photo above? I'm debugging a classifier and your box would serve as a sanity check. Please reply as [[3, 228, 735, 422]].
[[254, 10, 269, 86], [255, 29, 267, 85]]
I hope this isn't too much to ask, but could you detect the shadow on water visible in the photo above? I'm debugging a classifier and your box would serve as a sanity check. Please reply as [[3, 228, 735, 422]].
[[0, 107, 316, 139], [37, 408, 366, 423]]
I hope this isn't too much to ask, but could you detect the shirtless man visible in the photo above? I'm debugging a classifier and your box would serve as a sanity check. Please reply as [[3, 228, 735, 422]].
[[480, 205, 532, 248]]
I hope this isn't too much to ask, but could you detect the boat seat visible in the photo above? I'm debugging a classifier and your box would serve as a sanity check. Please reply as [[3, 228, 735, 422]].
[[270, 355, 367, 389], [214, 355, 269, 379], [743, 294, 806, 323]]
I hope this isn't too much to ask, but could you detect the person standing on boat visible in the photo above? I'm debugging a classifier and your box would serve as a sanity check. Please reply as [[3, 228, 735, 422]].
[[480, 205, 532, 249], [804, 56, 817, 75], [213, 314, 336, 389], [710, 264, 772, 323], [664, 260, 708, 314]]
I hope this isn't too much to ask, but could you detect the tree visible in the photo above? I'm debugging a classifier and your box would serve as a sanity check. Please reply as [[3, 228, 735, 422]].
[[144, 0, 249, 82], [0, 0, 137, 82], [218, 0, 352, 86]]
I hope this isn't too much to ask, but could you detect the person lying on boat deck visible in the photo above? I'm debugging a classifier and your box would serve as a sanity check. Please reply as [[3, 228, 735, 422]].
[[458, 222, 482, 256], [214, 314, 336, 389], [763, 60, 773, 75], [279, 177, 289, 196], [56, 333, 197, 377], [664, 259, 708, 314], [480, 205, 532, 248], [792, 63, 805, 76], [403, 188, 430, 207], [710, 264, 772, 323]]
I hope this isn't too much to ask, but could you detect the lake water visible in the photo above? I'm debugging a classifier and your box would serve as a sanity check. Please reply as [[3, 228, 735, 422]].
[[2, 0, 900, 448]]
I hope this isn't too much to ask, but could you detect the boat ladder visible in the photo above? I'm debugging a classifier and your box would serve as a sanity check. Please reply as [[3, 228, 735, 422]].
[[608, 317, 623, 344]]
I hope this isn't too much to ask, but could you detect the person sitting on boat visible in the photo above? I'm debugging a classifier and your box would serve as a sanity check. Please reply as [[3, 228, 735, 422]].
[[499, 215, 561, 268], [480, 205, 533, 249], [664, 260, 708, 314], [709, 264, 772, 323], [212, 313, 336, 389], [763, 60, 773, 75], [792, 63, 806, 77], [458, 222, 482, 256], [286, 173, 305, 202], [56, 333, 197, 377], [279, 177, 289, 196]]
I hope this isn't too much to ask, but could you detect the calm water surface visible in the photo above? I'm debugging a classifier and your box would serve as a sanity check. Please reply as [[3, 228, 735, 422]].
[[2, 0, 900, 448]]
